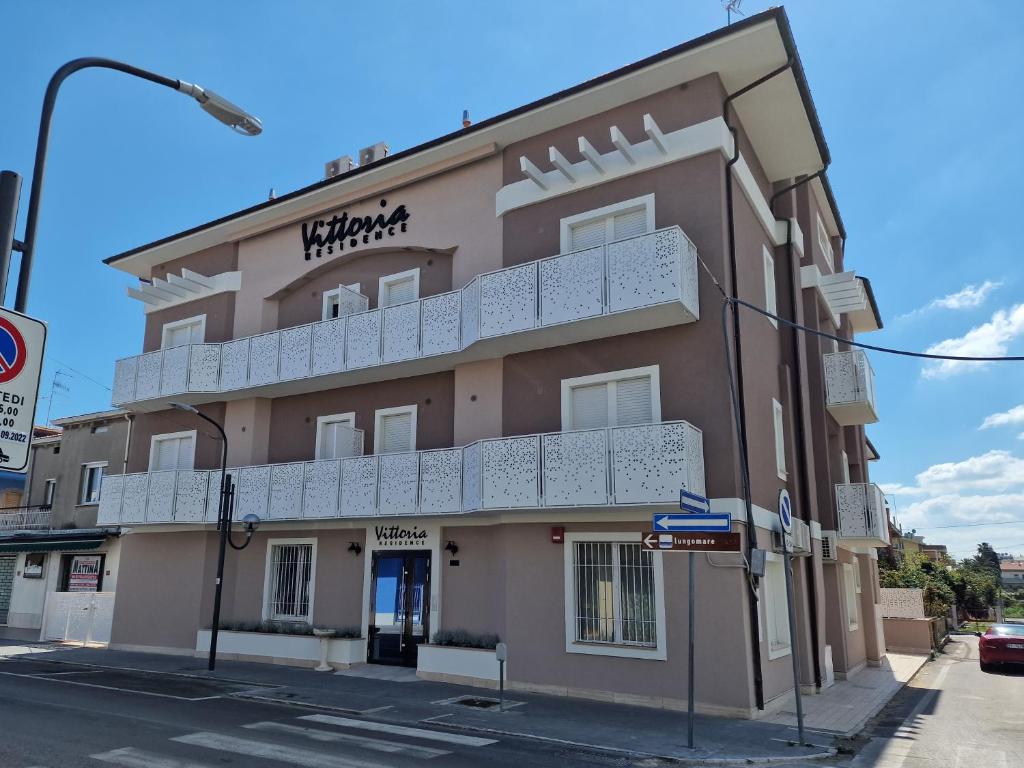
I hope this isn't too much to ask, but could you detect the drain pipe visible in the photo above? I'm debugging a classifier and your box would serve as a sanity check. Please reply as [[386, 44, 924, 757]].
[[770, 171, 826, 691], [721, 56, 793, 712]]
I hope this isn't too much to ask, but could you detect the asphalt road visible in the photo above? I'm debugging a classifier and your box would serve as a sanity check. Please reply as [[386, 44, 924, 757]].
[[849, 635, 1023, 767], [0, 656, 634, 768]]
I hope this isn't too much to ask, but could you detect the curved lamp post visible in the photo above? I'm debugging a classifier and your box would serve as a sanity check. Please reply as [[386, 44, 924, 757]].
[[12, 58, 262, 312], [170, 402, 260, 670]]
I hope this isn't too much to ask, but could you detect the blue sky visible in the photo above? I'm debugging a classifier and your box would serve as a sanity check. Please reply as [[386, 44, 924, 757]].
[[1, 1, 1022, 560]]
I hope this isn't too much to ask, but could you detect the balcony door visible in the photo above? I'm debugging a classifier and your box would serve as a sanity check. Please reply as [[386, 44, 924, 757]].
[[368, 551, 430, 666]]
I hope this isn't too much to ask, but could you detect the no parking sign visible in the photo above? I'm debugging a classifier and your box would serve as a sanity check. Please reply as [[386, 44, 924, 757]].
[[0, 308, 45, 472]]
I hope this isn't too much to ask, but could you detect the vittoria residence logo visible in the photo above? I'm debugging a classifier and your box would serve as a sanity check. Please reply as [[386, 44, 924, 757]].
[[374, 524, 429, 547], [301, 198, 410, 260]]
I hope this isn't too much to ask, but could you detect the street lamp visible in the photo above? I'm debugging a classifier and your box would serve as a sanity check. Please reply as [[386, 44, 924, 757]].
[[6, 57, 262, 311], [169, 402, 260, 670]]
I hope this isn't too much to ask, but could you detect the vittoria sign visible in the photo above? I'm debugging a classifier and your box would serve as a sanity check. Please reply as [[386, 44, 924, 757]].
[[374, 523, 430, 548], [301, 198, 410, 260]]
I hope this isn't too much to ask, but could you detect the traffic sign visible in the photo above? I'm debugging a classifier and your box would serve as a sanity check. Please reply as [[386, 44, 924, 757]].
[[641, 531, 742, 552], [0, 308, 45, 472], [654, 513, 731, 533], [679, 489, 710, 514], [778, 489, 793, 533]]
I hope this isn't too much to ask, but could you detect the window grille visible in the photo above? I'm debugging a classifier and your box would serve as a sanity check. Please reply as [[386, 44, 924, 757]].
[[267, 544, 313, 621], [573, 541, 656, 647]]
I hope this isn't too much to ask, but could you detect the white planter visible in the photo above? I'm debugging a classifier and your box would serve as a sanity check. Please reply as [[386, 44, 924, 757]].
[[196, 630, 366, 668], [417, 644, 500, 688]]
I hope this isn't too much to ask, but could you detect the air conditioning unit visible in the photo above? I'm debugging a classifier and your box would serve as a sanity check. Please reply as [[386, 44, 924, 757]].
[[358, 141, 389, 166], [324, 155, 354, 179], [821, 531, 839, 562], [771, 530, 790, 554], [791, 521, 812, 556]]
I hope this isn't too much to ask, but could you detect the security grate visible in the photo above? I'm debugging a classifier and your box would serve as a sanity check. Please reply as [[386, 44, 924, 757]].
[[267, 544, 313, 621], [573, 541, 656, 647]]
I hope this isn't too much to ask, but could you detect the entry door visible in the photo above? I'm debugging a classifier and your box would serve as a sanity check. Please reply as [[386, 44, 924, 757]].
[[368, 551, 430, 666], [0, 555, 16, 625]]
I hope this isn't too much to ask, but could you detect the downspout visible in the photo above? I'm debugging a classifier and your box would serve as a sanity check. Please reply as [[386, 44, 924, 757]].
[[770, 172, 827, 690], [122, 412, 134, 474], [721, 56, 793, 711]]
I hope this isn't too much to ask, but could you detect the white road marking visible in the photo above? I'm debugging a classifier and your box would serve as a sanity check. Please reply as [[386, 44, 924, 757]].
[[0, 669, 221, 701], [172, 731, 391, 768], [243, 721, 449, 759], [300, 714, 498, 747], [90, 746, 217, 768]]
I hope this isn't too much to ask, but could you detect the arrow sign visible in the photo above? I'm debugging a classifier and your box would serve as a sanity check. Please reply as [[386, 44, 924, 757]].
[[642, 531, 742, 553], [654, 513, 732, 533], [679, 489, 710, 514]]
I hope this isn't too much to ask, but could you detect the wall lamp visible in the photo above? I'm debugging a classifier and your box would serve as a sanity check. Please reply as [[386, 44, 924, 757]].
[[445, 541, 459, 556], [348, 542, 363, 556]]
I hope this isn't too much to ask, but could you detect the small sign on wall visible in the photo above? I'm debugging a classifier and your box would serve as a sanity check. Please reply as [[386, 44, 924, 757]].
[[67, 555, 102, 592], [22, 552, 44, 579]]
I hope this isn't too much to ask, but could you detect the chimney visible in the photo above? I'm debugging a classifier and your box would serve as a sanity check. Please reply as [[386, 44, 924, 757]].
[[462, 109, 471, 129]]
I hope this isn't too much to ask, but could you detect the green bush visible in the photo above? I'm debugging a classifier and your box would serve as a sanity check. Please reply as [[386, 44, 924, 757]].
[[217, 620, 362, 638], [431, 628, 500, 649]]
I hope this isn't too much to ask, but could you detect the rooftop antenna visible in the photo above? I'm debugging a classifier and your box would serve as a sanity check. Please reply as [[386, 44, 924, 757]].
[[44, 369, 71, 426], [723, 0, 744, 25]]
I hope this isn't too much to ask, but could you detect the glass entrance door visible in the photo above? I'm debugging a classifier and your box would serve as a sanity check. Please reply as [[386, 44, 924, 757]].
[[368, 551, 430, 666]]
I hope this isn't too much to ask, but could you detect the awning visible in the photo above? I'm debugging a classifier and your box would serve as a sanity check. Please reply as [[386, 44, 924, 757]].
[[0, 538, 105, 553]]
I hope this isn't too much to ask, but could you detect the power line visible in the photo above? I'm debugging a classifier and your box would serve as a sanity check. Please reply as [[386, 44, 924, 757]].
[[915, 519, 1024, 530]]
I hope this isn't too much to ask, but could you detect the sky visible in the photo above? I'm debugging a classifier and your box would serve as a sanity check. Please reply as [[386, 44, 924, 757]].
[[1, 1, 1022, 562]]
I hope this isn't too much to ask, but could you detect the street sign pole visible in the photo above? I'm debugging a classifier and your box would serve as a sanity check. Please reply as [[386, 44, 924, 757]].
[[777, 489, 805, 745], [687, 550, 695, 749]]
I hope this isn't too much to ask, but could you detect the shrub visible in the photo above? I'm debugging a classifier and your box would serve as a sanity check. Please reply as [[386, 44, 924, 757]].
[[431, 628, 499, 650], [216, 621, 362, 638]]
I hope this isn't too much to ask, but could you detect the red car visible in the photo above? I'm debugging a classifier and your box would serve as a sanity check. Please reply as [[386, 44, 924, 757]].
[[979, 624, 1024, 671]]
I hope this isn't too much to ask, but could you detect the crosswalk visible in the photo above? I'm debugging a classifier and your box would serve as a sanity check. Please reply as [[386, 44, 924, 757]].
[[86, 712, 499, 768]]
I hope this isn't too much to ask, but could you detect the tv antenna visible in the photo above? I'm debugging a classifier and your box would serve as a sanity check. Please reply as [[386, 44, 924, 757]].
[[723, 0, 745, 25]]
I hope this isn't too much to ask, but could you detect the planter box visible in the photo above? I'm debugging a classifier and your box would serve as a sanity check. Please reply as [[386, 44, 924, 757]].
[[417, 644, 500, 688], [196, 630, 366, 669]]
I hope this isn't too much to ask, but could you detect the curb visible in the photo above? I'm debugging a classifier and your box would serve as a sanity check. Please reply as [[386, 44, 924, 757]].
[[419, 715, 837, 765]]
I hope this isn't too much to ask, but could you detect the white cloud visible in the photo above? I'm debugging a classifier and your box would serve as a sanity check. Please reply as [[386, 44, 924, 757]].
[[897, 280, 1001, 320], [980, 404, 1024, 430], [877, 482, 928, 497], [921, 303, 1024, 379], [912, 450, 1024, 494]]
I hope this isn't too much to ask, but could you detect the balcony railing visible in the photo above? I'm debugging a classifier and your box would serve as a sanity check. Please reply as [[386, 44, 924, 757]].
[[0, 505, 53, 532], [823, 349, 878, 426], [835, 483, 889, 547], [96, 421, 705, 526], [111, 227, 699, 409]]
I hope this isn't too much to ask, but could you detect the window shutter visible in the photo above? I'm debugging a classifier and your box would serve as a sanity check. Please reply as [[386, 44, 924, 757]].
[[763, 248, 777, 327], [569, 218, 607, 251], [612, 207, 648, 240], [570, 383, 609, 429], [773, 400, 786, 478], [378, 411, 413, 453], [155, 438, 179, 471], [319, 423, 338, 460], [614, 376, 653, 425], [383, 276, 416, 306]]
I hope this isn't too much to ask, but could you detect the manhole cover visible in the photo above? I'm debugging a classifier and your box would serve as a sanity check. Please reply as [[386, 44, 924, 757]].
[[456, 697, 501, 709]]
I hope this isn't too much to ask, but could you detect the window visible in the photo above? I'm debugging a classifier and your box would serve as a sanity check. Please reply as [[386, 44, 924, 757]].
[[374, 405, 417, 454], [263, 539, 316, 622], [841, 450, 851, 485], [764, 555, 792, 658], [91, 425, 108, 434], [148, 431, 197, 471], [559, 194, 655, 252], [816, 214, 834, 272], [560, 366, 660, 431], [772, 399, 787, 480], [763, 246, 778, 328], [322, 283, 362, 320], [564, 533, 666, 660], [43, 479, 56, 507], [79, 462, 106, 505], [844, 562, 860, 631], [315, 412, 357, 460], [378, 269, 420, 308], [161, 315, 206, 348]]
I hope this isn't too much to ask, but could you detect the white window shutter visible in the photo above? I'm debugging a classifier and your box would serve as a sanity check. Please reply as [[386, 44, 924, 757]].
[[773, 400, 786, 479], [155, 438, 178, 471], [570, 383, 609, 429], [763, 248, 777, 328], [614, 376, 653, 425], [569, 218, 607, 251], [379, 412, 413, 453], [612, 207, 648, 240]]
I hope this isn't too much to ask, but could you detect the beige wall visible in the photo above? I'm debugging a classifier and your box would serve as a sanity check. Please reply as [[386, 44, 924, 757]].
[[126, 404, 227, 474], [883, 618, 934, 654], [453, 360, 503, 445]]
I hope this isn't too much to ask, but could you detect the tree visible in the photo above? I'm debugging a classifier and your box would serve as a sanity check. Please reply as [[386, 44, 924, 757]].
[[970, 542, 1001, 576], [879, 551, 955, 617]]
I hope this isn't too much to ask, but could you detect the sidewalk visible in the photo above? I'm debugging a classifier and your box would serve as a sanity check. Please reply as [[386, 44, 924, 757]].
[[1, 642, 846, 764]]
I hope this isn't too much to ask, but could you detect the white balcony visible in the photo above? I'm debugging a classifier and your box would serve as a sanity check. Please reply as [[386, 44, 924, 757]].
[[823, 349, 878, 426], [835, 483, 890, 548], [0, 506, 52, 532], [801, 267, 879, 332], [96, 421, 705, 526], [111, 227, 700, 410]]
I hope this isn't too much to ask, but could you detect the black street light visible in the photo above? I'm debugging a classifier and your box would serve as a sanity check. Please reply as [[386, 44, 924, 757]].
[[4, 57, 262, 311], [170, 402, 260, 671]]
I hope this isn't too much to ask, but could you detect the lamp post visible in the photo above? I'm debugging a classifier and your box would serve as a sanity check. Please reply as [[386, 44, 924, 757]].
[[6, 57, 262, 312], [169, 402, 260, 670]]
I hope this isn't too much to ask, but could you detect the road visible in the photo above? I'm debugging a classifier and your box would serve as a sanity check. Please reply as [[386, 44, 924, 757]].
[[849, 635, 1023, 767], [0, 656, 631, 768]]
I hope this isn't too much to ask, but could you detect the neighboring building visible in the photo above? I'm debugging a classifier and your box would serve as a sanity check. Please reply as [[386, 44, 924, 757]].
[[1000, 561, 1024, 589], [0, 411, 128, 641], [919, 544, 951, 565], [96, 9, 887, 718]]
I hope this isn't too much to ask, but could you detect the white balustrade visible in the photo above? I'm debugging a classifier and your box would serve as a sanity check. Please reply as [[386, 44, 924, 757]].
[[98, 421, 703, 525], [112, 227, 699, 406], [835, 482, 889, 546], [823, 350, 879, 426]]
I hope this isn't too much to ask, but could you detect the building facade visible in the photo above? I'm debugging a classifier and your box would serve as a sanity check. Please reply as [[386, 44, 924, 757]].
[[97, 9, 887, 718]]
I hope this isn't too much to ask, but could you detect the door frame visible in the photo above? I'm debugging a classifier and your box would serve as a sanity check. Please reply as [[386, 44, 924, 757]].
[[367, 550, 432, 666]]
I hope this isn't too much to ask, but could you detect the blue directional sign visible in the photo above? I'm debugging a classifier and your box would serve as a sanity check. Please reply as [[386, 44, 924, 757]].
[[679, 489, 710, 514], [654, 513, 732, 533]]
